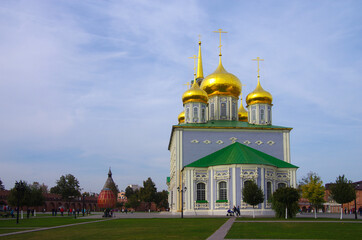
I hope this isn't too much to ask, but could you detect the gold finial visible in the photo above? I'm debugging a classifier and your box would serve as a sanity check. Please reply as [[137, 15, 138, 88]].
[[213, 29, 227, 56], [183, 82, 191, 89], [252, 57, 264, 78], [189, 54, 198, 80], [196, 39, 203, 79]]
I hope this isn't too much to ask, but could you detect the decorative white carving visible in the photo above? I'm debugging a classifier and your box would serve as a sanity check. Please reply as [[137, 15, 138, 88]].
[[194, 202, 209, 209], [267, 140, 275, 146], [276, 171, 290, 181], [191, 139, 199, 143], [243, 140, 251, 145], [221, 97, 227, 101], [240, 168, 258, 180], [194, 170, 208, 181], [214, 169, 229, 179], [216, 140, 224, 144], [230, 137, 237, 143], [203, 140, 211, 144], [255, 140, 263, 145], [215, 202, 229, 209]]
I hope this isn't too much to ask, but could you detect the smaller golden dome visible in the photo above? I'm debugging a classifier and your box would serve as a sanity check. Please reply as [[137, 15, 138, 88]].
[[178, 111, 185, 124], [182, 80, 208, 105], [246, 79, 273, 106], [238, 99, 248, 122], [201, 57, 241, 98]]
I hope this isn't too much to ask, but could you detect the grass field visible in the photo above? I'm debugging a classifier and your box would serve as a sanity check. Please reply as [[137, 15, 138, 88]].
[[0, 218, 226, 240], [225, 222, 362, 239]]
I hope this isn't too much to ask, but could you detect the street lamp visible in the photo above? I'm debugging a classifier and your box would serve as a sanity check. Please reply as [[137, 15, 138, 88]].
[[15, 181, 25, 224], [355, 183, 360, 220], [177, 186, 187, 219]]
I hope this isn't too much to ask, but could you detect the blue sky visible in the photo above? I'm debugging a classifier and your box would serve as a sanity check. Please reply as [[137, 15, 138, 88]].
[[0, 0, 361, 192]]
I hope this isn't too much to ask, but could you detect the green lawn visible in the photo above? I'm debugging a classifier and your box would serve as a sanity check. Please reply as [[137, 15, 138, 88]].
[[0, 218, 226, 240], [226, 222, 362, 239]]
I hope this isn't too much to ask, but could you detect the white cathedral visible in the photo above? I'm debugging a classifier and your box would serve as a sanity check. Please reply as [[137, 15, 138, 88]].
[[167, 36, 298, 216]]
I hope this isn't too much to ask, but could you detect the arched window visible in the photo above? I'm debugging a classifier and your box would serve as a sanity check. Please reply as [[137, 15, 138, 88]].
[[197, 183, 206, 201], [218, 181, 227, 200], [210, 103, 214, 119], [277, 183, 286, 189], [220, 102, 227, 118], [267, 106, 271, 122], [201, 108, 205, 122], [251, 106, 256, 121], [260, 108, 265, 121], [232, 102, 236, 119], [186, 107, 190, 121], [267, 182, 272, 201], [244, 180, 252, 187], [193, 106, 199, 122]]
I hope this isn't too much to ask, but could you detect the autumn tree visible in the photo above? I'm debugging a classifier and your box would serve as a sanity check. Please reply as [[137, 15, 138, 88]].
[[330, 175, 355, 219], [300, 172, 325, 218], [242, 180, 264, 218]]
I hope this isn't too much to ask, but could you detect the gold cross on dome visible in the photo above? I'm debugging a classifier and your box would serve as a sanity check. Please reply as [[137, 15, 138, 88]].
[[213, 29, 227, 56], [252, 57, 264, 77], [183, 82, 191, 89], [188, 54, 198, 78]]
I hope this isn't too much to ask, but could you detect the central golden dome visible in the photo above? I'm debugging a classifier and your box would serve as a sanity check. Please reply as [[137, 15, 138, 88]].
[[201, 57, 241, 98], [182, 80, 208, 105], [246, 79, 273, 106], [238, 96, 248, 122]]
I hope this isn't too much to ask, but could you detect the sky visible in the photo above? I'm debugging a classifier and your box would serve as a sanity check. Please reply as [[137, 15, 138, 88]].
[[0, 0, 361, 193]]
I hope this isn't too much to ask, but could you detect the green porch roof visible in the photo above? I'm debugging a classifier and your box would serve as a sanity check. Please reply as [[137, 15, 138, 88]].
[[185, 142, 298, 169]]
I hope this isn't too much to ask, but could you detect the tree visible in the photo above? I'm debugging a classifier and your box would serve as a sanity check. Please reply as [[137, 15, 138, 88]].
[[0, 179, 5, 191], [329, 175, 355, 219], [50, 174, 81, 201], [139, 178, 157, 210], [126, 190, 140, 210], [155, 190, 169, 210], [271, 187, 300, 219], [125, 186, 134, 198], [28, 182, 45, 207], [300, 172, 325, 219], [242, 180, 264, 218], [7, 181, 45, 209], [7, 181, 31, 208]]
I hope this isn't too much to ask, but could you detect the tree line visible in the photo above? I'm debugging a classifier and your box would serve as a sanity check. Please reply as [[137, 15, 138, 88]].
[[240, 173, 357, 219], [123, 177, 168, 211]]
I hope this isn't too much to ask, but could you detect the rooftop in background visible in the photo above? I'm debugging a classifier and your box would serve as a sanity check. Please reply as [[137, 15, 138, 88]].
[[325, 180, 362, 190]]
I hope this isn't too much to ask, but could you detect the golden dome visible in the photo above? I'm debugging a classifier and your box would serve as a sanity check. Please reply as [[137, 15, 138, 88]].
[[182, 80, 208, 105], [201, 57, 241, 98], [238, 97, 248, 122], [246, 78, 273, 105], [178, 111, 185, 124]]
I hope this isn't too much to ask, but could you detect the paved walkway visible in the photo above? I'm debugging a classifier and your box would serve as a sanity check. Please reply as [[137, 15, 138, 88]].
[[207, 217, 235, 240]]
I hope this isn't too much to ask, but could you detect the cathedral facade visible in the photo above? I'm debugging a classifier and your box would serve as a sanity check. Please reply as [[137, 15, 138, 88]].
[[167, 38, 298, 216]]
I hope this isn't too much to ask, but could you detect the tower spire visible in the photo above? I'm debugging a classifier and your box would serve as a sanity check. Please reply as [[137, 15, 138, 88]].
[[196, 36, 204, 79]]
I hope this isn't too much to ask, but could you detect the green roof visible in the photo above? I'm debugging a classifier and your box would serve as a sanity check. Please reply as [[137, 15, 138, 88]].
[[185, 142, 298, 169], [176, 120, 292, 130]]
